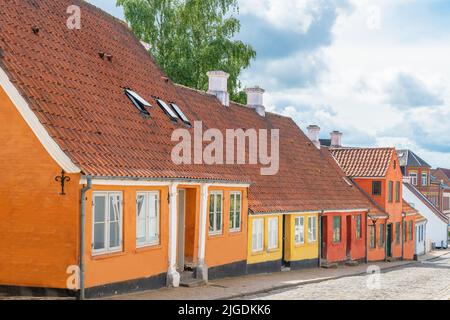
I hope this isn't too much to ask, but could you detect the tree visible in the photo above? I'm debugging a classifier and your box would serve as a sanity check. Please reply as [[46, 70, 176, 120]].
[[116, 0, 256, 104]]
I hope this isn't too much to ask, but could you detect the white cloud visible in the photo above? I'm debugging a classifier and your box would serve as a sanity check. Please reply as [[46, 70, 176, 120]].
[[239, 0, 326, 34]]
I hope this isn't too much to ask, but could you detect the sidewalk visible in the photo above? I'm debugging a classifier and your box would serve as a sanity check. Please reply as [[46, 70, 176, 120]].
[[106, 250, 449, 300]]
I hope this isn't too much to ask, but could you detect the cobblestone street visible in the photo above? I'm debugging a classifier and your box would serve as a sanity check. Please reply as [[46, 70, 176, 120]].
[[245, 252, 450, 300]]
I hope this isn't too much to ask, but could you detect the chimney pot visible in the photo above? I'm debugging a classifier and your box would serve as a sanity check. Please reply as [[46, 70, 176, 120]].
[[330, 131, 343, 148], [307, 125, 321, 149], [245, 86, 266, 117], [207, 71, 230, 107]]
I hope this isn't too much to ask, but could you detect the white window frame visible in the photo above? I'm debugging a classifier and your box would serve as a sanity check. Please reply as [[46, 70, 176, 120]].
[[308, 216, 317, 242], [92, 192, 123, 256], [294, 216, 305, 245], [267, 217, 279, 250], [252, 218, 264, 253], [229, 191, 242, 232], [136, 191, 160, 248], [410, 172, 418, 186], [209, 191, 223, 236], [421, 172, 428, 186]]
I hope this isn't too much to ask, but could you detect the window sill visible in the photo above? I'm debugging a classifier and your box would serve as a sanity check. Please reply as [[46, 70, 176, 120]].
[[135, 244, 162, 253], [91, 250, 125, 260], [229, 229, 242, 236], [251, 250, 266, 256], [267, 247, 279, 253], [208, 232, 224, 239]]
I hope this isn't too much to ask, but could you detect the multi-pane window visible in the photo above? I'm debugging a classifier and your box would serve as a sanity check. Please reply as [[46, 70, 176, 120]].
[[395, 182, 400, 202], [410, 172, 418, 186], [252, 218, 264, 252], [294, 217, 305, 245], [229, 192, 242, 232], [356, 215, 362, 239], [395, 222, 401, 243], [268, 217, 279, 249], [209, 192, 223, 235], [421, 172, 428, 186], [444, 196, 450, 211], [333, 216, 341, 243], [93, 192, 123, 255], [378, 224, 385, 247], [372, 181, 382, 196], [308, 216, 317, 242], [388, 181, 393, 203], [136, 192, 160, 247], [369, 225, 376, 248], [408, 221, 413, 241]]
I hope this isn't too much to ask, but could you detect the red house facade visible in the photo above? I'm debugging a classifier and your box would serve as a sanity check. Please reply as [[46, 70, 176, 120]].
[[330, 148, 415, 261]]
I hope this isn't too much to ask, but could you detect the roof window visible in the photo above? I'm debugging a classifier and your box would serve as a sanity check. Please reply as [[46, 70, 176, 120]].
[[156, 99, 178, 122], [125, 89, 151, 115], [170, 103, 191, 125]]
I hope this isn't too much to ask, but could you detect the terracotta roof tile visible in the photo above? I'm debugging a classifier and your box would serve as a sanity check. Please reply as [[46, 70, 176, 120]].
[[330, 148, 395, 178]]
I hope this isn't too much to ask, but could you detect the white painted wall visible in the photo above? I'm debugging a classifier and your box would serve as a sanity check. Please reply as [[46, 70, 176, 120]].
[[403, 184, 448, 248]]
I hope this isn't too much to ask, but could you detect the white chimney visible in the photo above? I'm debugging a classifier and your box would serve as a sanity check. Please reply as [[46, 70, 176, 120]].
[[245, 86, 266, 117], [207, 71, 230, 107], [307, 125, 321, 149], [330, 131, 343, 148]]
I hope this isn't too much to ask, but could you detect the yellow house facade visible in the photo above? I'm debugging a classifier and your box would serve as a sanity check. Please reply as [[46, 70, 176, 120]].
[[247, 212, 320, 273]]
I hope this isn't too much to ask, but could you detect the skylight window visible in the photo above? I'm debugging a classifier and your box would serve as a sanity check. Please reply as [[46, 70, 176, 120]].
[[156, 99, 178, 121], [125, 89, 151, 115], [170, 103, 191, 125]]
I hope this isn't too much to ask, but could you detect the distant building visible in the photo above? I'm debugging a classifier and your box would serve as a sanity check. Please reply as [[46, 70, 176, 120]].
[[397, 149, 443, 209]]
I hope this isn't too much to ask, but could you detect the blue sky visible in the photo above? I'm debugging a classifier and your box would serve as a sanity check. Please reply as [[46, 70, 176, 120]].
[[88, 0, 450, 167]]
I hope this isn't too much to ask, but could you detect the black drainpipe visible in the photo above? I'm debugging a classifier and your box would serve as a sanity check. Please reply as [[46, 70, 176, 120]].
[[79, 177, 92, 300], [365, 211, 369, 264]]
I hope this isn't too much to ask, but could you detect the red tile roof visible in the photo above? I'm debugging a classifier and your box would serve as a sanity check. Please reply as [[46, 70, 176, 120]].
[[402, 200, 418, 215], [0, 0, 372, 214], [329, 148, 395, 178], [320, 148, 388, 218]]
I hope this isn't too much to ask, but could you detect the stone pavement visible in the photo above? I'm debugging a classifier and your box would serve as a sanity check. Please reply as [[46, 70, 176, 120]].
[[106, 250, 449, 300], [246, 251, 450, 300]]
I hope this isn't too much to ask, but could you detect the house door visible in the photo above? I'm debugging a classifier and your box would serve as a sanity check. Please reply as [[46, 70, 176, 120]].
[[177, 189, 186, 271], [346, 216, 352, 257], [386, 224, 393, 257]]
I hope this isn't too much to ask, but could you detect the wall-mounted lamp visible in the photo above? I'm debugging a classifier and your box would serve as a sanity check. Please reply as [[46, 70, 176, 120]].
[[55, 170, 71, 195]]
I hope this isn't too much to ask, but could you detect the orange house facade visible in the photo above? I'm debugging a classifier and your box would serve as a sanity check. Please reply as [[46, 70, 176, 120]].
[[0, 78, 251, 297], [331, 148, 415, 262]]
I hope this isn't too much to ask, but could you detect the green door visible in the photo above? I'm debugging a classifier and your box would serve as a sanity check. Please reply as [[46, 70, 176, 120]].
[[386, 224, 393, 257]]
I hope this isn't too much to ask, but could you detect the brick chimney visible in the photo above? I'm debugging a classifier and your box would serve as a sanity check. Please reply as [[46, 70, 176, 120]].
[[307, 125, 321, 149], [245, 86, 266, 117], [330, 131, 343, 148], [207, 71, 230, 107]]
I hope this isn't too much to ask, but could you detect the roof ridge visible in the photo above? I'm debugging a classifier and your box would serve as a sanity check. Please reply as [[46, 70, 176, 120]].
[[83, 0, 128, 26]]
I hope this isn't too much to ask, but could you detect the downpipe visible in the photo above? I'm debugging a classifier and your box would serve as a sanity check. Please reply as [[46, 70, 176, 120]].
[[79, 176, 92, 300]]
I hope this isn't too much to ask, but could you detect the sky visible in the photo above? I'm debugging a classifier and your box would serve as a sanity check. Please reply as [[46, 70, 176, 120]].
[[88, 0, 450, 168]]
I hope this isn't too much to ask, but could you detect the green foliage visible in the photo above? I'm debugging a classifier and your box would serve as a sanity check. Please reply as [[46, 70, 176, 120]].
[[116, 0, 256, 104]]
